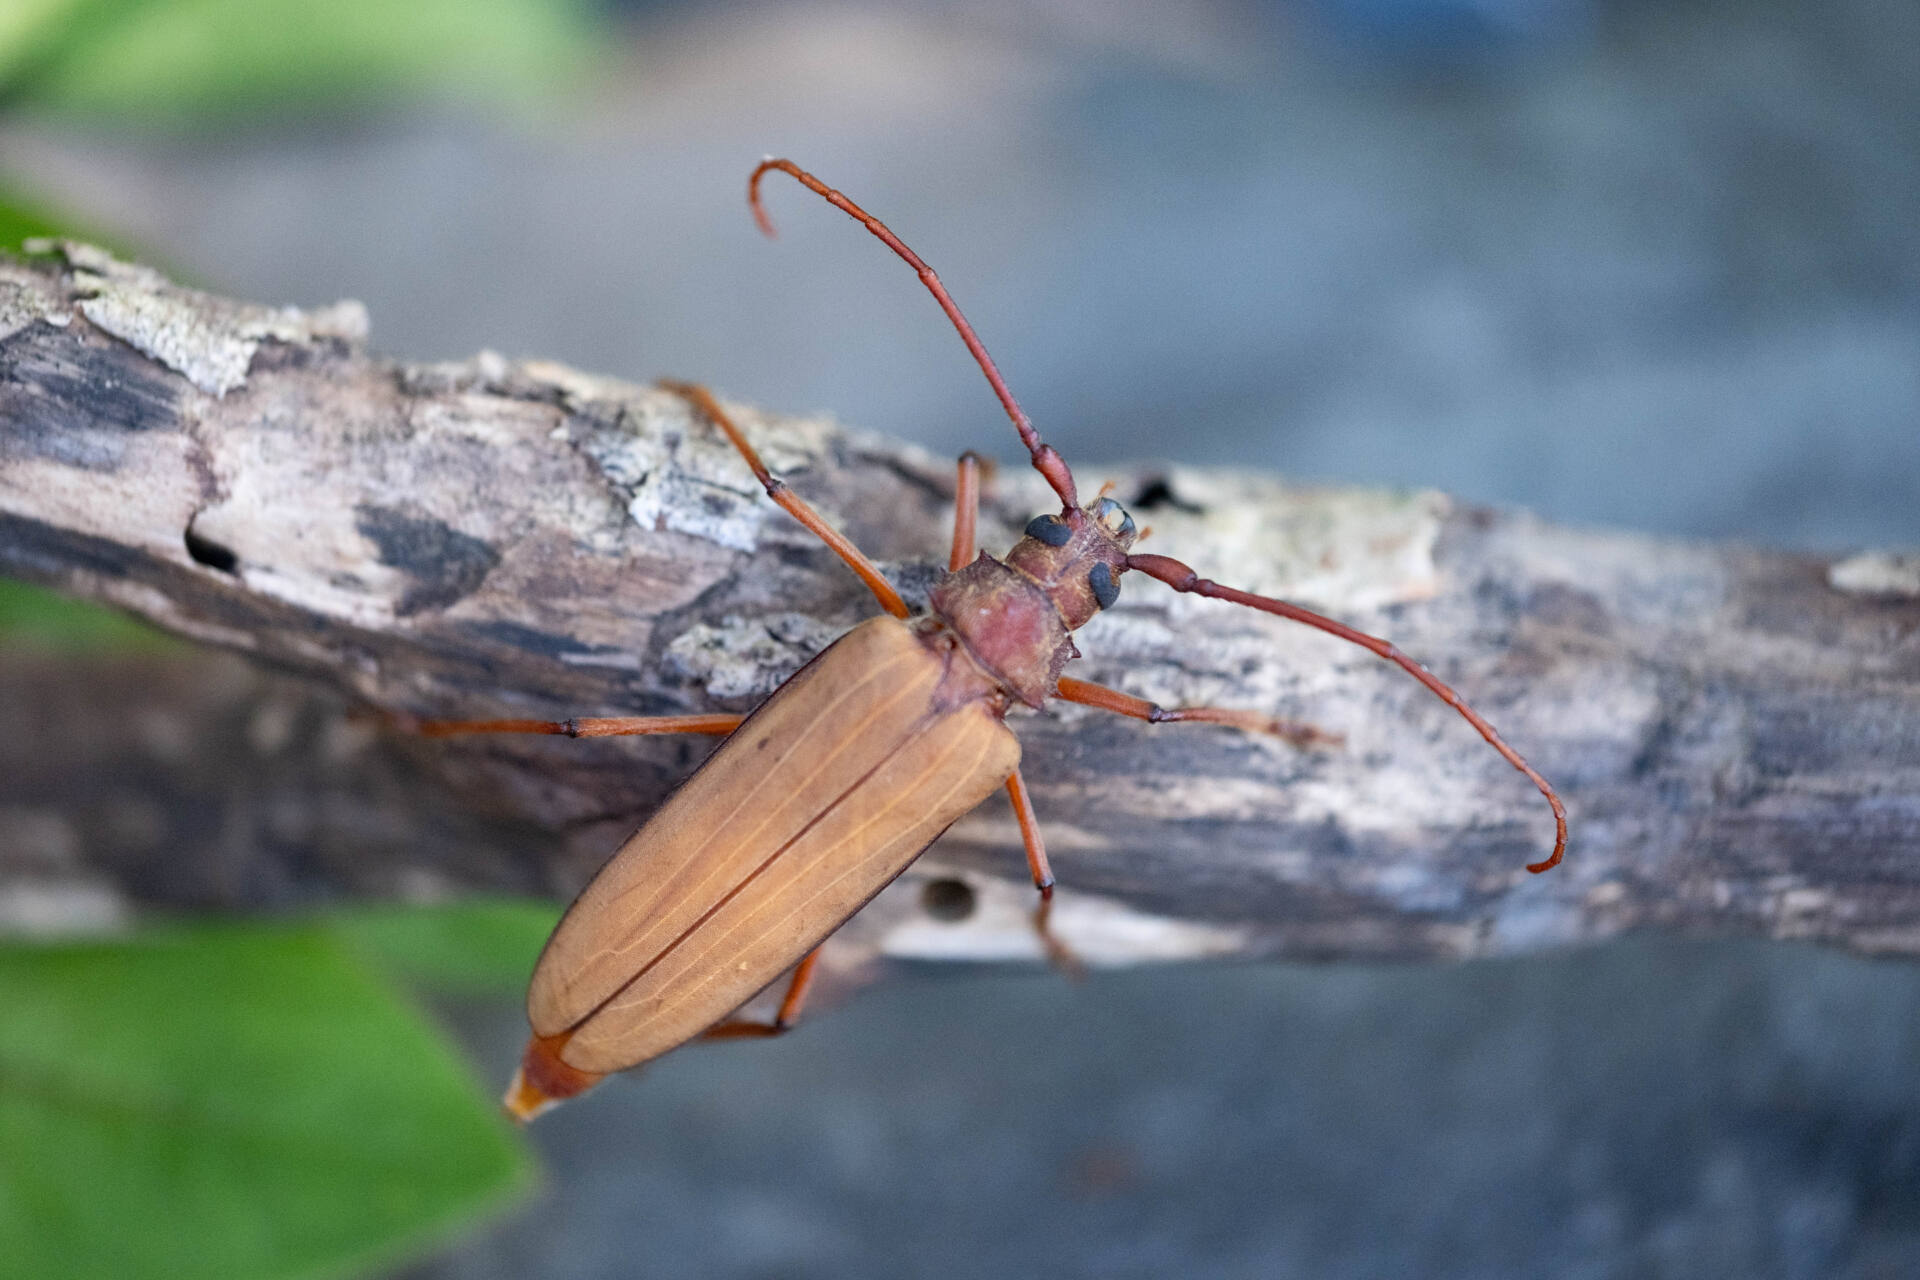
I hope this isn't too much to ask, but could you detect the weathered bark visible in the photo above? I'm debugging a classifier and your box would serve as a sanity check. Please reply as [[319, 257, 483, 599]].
[[2, 244, 1917, 969]]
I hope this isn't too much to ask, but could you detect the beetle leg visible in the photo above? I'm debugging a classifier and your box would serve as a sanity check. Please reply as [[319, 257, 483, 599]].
[[1006, 769, 1084, 978], [1054, 677, 1339, 749], [381, 712, 744, 738], [660, 380, 911, 619], [700, 946, 823, 1039], [949, 450, 988, 571]]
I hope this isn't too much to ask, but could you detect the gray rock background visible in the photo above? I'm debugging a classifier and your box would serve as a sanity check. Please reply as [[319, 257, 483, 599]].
[[3, 0, 1915, 1275]]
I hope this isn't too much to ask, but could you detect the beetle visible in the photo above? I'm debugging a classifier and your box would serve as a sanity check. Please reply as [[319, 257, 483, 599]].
[[414, 159, 1566, 1121]]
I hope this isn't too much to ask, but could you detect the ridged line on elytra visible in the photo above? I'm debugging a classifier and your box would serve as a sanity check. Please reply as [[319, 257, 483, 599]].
[[560, 702, 952, 1043], [612, 721, 1004, 1046], [546, 639, 932, 1019], [586, 641, 925, 956]]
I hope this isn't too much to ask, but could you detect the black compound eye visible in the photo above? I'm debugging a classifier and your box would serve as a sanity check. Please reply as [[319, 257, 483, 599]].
[[1088, 562, 1120, 609], [1024, 514, 1072, 547]]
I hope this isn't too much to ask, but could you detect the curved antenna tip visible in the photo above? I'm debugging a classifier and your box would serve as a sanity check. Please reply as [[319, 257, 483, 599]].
[[740, 156, 1079, 510], [748, 157, 785, 239], [1524, 801, 1569, 873]]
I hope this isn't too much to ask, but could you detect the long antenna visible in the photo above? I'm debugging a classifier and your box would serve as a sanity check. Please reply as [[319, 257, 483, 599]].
[[747, 158, 1565, 875], [1127, 552, 1567, 872], [749, 158, 1079, 509]]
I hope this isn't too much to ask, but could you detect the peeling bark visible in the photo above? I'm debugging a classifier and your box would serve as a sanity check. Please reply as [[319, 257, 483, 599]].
[[2, 246, 1917, 967]]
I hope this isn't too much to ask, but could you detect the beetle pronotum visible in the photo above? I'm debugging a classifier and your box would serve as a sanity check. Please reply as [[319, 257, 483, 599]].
[[415, 159, 1566, 1121]]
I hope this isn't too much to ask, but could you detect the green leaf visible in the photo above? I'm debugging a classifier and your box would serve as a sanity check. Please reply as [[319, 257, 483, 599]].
[[0, 578, 178, 652], [12, 0, 601, 121], [0, 189, 74, 252], [0, 923, 533, 1280], [0, 0, 89, 86], [330, 897, 560, 998]]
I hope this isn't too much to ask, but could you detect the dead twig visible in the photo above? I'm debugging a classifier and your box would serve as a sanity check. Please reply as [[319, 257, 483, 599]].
[[3, 245, 1917, 967]]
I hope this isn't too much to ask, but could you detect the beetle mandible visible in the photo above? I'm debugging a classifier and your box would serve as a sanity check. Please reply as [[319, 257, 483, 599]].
[[415, 159, 1567, 1121]]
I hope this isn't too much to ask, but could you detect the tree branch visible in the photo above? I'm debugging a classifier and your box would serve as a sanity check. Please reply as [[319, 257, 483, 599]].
[[3, 245, 1917, 969]]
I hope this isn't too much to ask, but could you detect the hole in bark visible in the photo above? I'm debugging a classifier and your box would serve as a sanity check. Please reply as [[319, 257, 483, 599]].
[[184, 522, 239, 574], [920, 877, 976, 922], [1130, 477, 1203, 514]]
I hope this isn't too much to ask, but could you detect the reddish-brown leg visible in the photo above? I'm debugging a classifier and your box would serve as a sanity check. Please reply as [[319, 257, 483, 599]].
[[949, 451, 987, 571], [660, 380, 910, 619], [700, 946, 823, 1039], [1126, 551, 1568, 873], [393, 712, 743, 739], [1054, 677, 1339, 749], [1006, 768, 1084, 977]]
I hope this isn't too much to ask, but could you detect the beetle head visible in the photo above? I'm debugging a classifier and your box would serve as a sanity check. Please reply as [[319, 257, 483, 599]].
[[1001, 497, 1137, 633]]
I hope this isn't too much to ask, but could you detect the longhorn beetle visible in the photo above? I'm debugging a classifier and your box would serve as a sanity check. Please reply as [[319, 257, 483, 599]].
[[415, 159, 1567, 1121]]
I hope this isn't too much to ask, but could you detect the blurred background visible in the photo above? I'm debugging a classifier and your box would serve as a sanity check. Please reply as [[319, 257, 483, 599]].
[[1, 1, 1916, 1277]]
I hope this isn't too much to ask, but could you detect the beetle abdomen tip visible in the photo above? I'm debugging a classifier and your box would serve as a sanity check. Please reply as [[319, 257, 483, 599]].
[[503, 1033, 605, 1123]]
